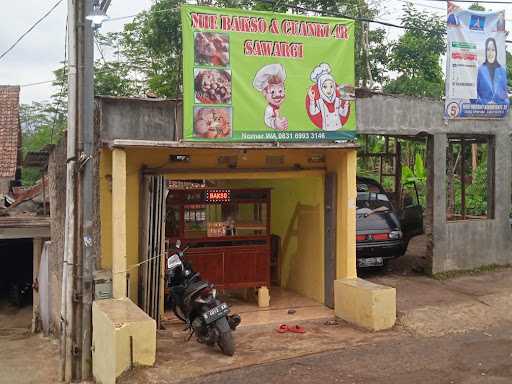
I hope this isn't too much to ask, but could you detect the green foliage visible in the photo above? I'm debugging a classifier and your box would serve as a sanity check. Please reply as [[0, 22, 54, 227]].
[[384, 3, 445, 97], [506, 51, 512, 89], [468, 3, 485, 11], [453, 161, 488, 216], [384, 76, 444, 98], [402, 153, 426, 186], [95, 0, 390, 96], [20, 97, 65, 186], [401, 153, 427, 206]]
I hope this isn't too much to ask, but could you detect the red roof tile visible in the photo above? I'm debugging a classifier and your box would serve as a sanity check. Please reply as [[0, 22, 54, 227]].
[[0, 86, 20, 178]]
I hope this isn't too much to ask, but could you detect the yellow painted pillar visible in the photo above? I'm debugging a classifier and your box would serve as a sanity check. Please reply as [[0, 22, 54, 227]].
[[112, 148, 127, 298], [337, 150, 357, 279], [331, 149, 396, 331]]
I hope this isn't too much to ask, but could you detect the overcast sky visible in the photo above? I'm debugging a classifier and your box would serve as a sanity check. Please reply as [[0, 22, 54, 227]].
[[0, 0, 153, 104], [2, 0, 511, 105]]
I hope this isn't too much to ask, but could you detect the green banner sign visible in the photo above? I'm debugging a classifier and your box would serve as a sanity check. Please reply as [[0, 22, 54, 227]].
[[181, 5, 356, 142]]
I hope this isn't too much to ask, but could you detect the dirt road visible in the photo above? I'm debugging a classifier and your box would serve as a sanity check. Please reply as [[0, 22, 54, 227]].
[[120, 267, 512, 384], [0, 303, 60, 384], [182, 325, 512, 384]]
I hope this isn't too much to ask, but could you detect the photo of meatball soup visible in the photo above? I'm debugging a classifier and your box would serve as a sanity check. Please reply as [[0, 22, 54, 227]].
[[194, 32, 229, 66], [194, 69, 231, 104], [194, 107, 232, 139]]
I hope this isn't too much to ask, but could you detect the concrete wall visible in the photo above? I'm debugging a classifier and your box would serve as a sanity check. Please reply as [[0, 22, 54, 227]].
[[357, 94, 512, 273], [96, 97, 182, 143], [47, 137, 66, 335], [92, 298, 156, 384]]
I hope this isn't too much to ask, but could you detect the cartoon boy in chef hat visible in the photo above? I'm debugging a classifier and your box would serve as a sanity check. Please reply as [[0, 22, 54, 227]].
[[307, 63, 349, 132], [253, 63, 288, 131]]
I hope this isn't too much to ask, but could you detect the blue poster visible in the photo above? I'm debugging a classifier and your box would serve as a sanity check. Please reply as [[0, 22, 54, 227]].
[[445, 2, 509, 119]]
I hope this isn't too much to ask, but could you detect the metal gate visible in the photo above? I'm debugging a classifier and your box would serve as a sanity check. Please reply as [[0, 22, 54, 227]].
[[140, 175, 167, 327]]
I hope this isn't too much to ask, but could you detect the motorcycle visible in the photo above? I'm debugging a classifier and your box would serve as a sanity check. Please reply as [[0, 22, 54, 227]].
[[166, 240, 241, 356]]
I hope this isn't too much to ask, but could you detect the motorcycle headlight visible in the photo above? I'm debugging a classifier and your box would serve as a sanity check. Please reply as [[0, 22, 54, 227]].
[[388, 230, 402, 240]]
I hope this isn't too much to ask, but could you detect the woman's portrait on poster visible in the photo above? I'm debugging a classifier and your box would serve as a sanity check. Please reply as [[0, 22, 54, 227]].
[[476, 37, 509, 105]]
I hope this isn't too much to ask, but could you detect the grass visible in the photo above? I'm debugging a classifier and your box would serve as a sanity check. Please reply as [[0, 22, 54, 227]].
[[433, 264, 511, 280]]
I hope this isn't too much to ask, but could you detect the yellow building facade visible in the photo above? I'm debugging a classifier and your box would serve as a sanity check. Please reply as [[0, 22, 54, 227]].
[[93, 138, 396, 383]]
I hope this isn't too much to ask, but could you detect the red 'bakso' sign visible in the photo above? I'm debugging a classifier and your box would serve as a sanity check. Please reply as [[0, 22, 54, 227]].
[[206, 189, 231, 202]]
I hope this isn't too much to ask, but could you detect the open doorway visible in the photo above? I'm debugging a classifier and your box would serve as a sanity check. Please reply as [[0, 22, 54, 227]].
[[0, 239, 33, 330], [159, 175, 333, 328], [357, 135, 429, 276]]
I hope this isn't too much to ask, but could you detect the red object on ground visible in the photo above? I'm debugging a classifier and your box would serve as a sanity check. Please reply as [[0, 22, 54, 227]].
[[288, 325, 305, 334], [276, 324, 306, 334]]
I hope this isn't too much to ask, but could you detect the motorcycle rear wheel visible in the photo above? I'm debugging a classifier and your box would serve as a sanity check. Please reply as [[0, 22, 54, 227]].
[[218, 330, 235, 356]]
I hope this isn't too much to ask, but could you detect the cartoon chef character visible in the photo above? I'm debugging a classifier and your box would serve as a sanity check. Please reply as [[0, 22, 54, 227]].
[[308, 63, 349, 131], [253, 63, 288, 131]]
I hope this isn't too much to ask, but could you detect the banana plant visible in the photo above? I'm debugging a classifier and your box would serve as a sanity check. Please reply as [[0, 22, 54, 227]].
[[402, 153, 426, 206]]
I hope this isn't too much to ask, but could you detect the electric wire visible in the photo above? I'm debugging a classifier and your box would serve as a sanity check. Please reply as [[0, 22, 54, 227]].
[[15, 0, 512, 89], [20, 80, 56, 88], [422, 0, 512, 3], [49, 14, 68, 145], [94, 33, 107, 64], [0, 0, 65, 62]]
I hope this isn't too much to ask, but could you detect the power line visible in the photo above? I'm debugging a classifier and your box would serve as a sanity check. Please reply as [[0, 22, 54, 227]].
[[258, 0, 512, 42], [94, 33, 107, 64], [0, 0, 65, 62], [14, 0, 512, 90], [50, 13, 68, 144], [20, 80, 55, 88], [396, 0, 446, 11], [422, 0, 512, 3]]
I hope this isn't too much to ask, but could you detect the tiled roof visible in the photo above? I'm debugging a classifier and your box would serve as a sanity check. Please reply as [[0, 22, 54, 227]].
[[0, 86, 20, 178]]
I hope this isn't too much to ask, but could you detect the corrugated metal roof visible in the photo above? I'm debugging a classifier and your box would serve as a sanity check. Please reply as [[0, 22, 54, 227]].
[[0, 86, 20, 178]]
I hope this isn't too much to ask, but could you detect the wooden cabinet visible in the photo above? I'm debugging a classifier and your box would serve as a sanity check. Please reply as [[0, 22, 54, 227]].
[[167, 188, 272, 289], [186, 243, 270, 288]]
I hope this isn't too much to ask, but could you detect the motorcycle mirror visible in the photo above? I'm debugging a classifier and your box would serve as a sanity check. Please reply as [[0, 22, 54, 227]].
[[176, 240, 181, 249]]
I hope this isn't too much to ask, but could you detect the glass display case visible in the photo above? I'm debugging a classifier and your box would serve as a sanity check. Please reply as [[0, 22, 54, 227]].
[[166, 188, 271, 289]]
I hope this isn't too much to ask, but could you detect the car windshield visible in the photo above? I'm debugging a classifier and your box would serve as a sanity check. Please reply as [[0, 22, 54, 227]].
[[356, 192, 392, 214]]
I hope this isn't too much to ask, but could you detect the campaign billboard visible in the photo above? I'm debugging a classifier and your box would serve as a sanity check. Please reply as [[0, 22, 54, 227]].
[[445, 2, 509, 119], [181, 5, 356, 141]]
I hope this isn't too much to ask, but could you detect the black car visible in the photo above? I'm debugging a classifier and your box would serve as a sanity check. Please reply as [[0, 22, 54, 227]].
[[356, 177, 423, 268]]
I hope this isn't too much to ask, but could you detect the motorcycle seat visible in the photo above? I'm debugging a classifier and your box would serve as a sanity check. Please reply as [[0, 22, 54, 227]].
[[184, 280, 210, 301]]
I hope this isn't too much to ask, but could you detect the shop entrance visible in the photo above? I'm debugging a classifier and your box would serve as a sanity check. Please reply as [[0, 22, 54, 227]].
[[149, 173, 334, 328]]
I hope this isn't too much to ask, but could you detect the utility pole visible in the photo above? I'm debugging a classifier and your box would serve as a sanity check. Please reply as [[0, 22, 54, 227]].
[[78, 0, 95, 379], [61, 0, 78, 380], [62, 0, 101, 381]]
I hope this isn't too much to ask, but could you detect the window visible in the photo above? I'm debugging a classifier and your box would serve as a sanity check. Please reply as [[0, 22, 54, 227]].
[[446, 136, 494, 221]]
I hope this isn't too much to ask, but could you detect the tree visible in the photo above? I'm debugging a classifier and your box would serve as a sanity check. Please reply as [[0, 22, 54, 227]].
[[100, 0, 390, 97], [384, 4, 445, 98], [20, 99, 65, 185]]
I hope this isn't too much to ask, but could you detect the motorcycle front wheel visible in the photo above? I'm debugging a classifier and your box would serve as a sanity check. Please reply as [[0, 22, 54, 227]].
[[218, 330, 235, 356]]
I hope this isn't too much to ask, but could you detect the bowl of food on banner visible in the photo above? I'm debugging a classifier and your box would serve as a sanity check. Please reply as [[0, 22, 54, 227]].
[[194, 69, 232, 105], [193, 107, 232, 139], [194, 32, 229, 66]]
